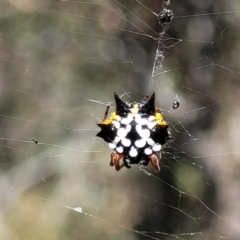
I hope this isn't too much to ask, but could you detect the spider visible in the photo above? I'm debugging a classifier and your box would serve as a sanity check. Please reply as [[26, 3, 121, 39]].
[[96, 92, 179, 172]]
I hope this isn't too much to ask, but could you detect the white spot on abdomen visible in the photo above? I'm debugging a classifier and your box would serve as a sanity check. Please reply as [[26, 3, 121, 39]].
[[135, 139, 146, 148], [135, 116, 148, 126], [129, 146, 138, 157], [112, 120, 120, 129], [147, 138, 155, 146], [121, 115, 133, 125], [148, 122, 156, 129], [122, 138, 131, 147], [144, 148, 153, 155], [109, 143, 116, 149], [114, 115, 121, 121], [136, 125, 150, 139], [148, 116, 155, 121], [116, 146, 123, 153], [117, 128, 128, 138], [114, 136, 121, 144], [153, 143, 161, 152], [125, 124, 131, 132]]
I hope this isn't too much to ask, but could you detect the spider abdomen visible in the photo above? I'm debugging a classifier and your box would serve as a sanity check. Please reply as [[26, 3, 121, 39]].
[[108, 113, 168, 167], [96, 92, 175, 172]]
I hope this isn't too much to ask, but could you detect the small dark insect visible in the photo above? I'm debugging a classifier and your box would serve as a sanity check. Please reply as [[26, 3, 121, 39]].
[[96, 92, 175, 172], [32, 139, 38, 144], [158, 8, 174, 24], [172, 95, 180, 110]]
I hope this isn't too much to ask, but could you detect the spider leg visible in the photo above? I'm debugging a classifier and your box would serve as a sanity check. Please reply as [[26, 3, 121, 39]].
[[110, 151, 124, 171], [149, 152, 161, 172], [102, 106, 110, 122]]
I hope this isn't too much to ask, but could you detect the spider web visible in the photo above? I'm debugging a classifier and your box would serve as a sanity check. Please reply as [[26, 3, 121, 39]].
[[1, 0, 240, 239]]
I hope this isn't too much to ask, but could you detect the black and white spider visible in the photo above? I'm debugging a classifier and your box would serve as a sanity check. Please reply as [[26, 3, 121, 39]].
[[96, 93, 179, 172]]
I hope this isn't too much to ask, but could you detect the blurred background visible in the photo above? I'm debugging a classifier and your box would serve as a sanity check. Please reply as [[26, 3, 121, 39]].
[[0, 0, 240, 239]]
